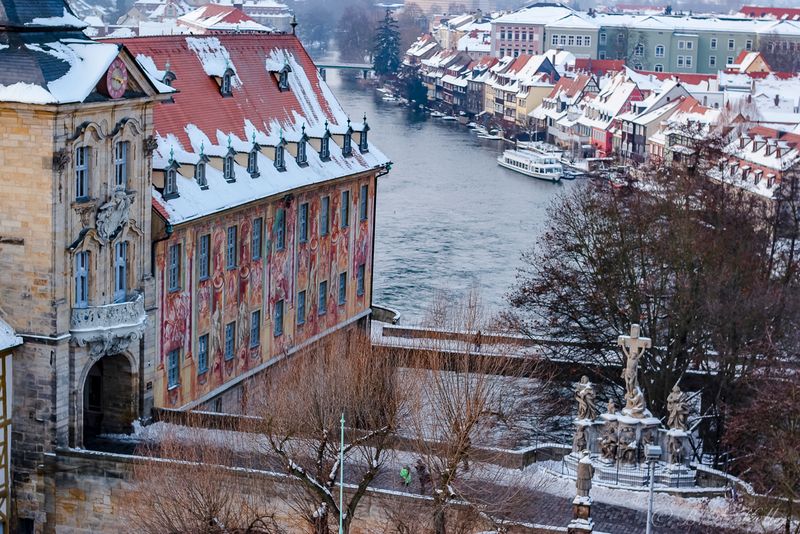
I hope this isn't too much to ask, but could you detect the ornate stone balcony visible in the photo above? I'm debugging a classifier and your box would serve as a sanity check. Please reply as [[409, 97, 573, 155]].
[[70, 293, 147, 357]]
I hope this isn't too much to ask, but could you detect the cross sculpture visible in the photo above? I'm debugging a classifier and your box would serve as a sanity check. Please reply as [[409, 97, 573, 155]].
[[617, 324, 651, 417]]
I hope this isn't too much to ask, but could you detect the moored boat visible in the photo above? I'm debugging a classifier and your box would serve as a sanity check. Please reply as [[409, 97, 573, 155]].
[[496, 149, 562, 182]]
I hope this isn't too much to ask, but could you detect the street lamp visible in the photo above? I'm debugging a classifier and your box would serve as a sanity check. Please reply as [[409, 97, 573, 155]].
[[645, 444, 662, 534]]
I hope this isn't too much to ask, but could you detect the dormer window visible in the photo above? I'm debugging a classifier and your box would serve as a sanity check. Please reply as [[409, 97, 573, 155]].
[[359, 116, 370, 153], [297, 125, 309, 167], [224, 147, 236, 182], [195, 148, 209, 189], [320, 121, 331, 161], [343, 131, 352, 157], [248, 142, 261, 178], [274, 139, 286, 172], [163, 70, 177, 87], [165, 168, 177, 197], [278, 62, 292, 92], [221, 68, 234, 97], [163, 148, 180, 199]]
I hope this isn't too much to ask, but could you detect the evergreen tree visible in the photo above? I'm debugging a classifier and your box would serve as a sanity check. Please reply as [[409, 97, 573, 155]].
[[373, 9, 401, 77]]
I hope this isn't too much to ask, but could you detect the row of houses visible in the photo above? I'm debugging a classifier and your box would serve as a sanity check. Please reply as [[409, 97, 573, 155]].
[[489, 2, 800, 74], [405, 36, 579, 130], [529, 62, 800, 192]]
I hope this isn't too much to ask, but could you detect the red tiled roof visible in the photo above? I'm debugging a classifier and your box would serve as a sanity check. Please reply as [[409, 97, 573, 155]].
[[194, 4, 256, 24], [739, 5, 800, 19], [115, 34, 337, 149], [635, 71, 716, 85], [572, 58, 625, 75]]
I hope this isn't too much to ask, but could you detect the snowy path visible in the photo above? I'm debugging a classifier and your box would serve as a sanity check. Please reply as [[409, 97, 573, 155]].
[[90, 425, 766, 533]]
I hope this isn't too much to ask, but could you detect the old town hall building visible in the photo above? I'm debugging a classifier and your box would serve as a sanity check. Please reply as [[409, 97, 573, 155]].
[[0, 0, 389, 530]]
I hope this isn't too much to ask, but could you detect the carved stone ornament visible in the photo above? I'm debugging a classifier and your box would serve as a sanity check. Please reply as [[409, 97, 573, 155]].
[[70, 293, 146, 357], [96, 189, 133, 243], [144, 135, 158, 157], [53, 148, 71, 173]]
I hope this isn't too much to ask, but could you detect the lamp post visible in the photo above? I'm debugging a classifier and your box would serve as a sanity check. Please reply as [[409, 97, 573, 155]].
[[645, 444, 662, 534], [339, 412, 345, 534]]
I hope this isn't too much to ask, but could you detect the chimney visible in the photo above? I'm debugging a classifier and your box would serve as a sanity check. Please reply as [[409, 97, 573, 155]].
[[774, 93, 780, 107], [233, 2, 243, 10]]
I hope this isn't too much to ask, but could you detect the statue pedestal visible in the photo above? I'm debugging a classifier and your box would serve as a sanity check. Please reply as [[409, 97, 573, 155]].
[[567, 496, 594, 533]]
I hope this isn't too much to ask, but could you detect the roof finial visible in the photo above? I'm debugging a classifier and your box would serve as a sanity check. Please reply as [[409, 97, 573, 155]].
[[169, 146, 175, 163], [200, 141, 205, 157], [324, 119, 329, 131], [290, 14, 298, 35], [347, 117, 351, 129], [363, 113, 367, 125], [279, 128, 284, 141], [302, 123, 306, 135], [252, 131, 257, 144], [227, 134, 232, 149]]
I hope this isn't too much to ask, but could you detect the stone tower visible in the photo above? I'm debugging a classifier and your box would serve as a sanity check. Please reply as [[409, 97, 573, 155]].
[[0, 1, 168, 529]]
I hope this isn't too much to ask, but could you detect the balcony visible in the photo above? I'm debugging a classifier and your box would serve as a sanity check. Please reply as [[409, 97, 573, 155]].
[[70, 293, 147, 357]]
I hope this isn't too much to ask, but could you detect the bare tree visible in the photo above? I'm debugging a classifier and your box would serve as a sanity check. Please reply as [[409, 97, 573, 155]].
[[251, 329, 402, 534], [505, 130, 800, 461], [401, 292, 552, 534], [128, 428, 284, 534], [723, 375, 800, 534]]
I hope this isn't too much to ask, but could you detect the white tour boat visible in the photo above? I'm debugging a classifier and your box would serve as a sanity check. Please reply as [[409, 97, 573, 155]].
[[497, 149, 563, 182]]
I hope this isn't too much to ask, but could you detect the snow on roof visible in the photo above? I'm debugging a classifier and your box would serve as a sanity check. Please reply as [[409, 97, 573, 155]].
[[178, 4, 270, 32], [117, 34, 389, 226], [0, 39, 120, 104], [0, 317, 21, 353], [457, 32, 491, 53], [494, 3, 574, 25], [27, 7, 87, 28], [547, 12, 599, 30], [441, 74, 467, 88]]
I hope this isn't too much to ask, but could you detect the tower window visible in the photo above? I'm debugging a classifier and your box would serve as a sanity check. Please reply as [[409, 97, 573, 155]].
[[75, 146, 89, 200], [75, 251, 89, 308], [114, 141, 128, 189]]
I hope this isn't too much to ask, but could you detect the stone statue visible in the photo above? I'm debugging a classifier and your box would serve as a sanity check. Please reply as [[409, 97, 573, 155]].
[[617, 324, 652, 416], [668, 435, 684, 465], [618, 425, 638, 464], [575, 376, 598, 420], [576, 451, 594, 498], [573, 425, 587, 452], [607, 399, 617, 415], [667, 384, 688, 431], [599, 424, 618, 462], [96, 189, 133, 243]]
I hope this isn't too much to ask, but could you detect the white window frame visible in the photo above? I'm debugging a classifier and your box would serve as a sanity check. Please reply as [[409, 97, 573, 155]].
[[114, 141, 128, 189], [75, 251, 89, 308], [75, 146, 89, 200], [655, 45, 665, 57], [114, 241, 127, 303]]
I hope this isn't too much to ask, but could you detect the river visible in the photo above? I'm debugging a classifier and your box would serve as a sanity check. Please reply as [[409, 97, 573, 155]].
[[322, 70, 577, 322]]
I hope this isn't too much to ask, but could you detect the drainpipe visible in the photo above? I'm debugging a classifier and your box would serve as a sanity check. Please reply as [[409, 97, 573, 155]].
[[151, 222, 173, 277], [369, 163, 392, 327]]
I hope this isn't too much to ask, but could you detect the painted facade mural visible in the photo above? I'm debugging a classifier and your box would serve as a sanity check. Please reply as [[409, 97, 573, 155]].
[[155, 174, 376, 407]]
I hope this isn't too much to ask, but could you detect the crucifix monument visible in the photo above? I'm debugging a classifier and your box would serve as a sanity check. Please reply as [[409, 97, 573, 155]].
[[617, 324, 651, 418]]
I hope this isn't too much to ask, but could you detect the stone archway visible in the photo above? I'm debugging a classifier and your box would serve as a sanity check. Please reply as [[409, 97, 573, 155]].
[[82, 354, 135, 446]]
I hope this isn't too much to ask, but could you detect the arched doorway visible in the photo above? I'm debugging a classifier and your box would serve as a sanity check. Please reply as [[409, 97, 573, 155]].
[[82, 354, 135, 446]]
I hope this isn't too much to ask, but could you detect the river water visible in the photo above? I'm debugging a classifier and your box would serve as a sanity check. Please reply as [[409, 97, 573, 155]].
[[323, 71, 577, 322]]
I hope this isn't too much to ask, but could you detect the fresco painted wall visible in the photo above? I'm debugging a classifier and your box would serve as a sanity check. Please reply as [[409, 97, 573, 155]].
[[154, 171, 376, 407]]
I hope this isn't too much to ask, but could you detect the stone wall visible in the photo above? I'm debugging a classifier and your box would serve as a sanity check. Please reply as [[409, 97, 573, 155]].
[[46, 448, 565, 534]]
